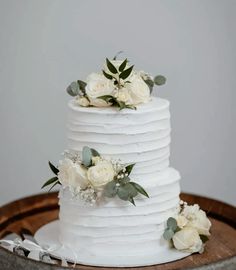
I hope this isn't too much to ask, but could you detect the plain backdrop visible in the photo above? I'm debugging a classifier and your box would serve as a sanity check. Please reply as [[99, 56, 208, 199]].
[[0, 0, 235, 206]]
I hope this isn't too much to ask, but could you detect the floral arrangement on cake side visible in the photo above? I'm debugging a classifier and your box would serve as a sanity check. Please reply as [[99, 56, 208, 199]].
[[42, 146, 149, 205], [163, 201, 212, 253], [66, 55, 166, 110]]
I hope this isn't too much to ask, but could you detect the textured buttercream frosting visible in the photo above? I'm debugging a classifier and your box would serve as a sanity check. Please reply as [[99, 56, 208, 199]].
[[58, 97, 181, 266]]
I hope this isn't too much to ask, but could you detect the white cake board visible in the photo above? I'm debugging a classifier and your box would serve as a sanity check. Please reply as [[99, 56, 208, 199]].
[[35, 220, 191, 267]]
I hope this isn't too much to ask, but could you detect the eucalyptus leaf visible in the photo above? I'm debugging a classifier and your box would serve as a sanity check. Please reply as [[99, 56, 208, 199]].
[[106, 58, 118, 74], [119, 65, 134, 80], [119, 59, 127, 72], [66, 81, 79, 96], [41, 176, 58, 189], [163, 228, 174, 240], [154, 75, 166, 86], [167, 217, 178, 231], [129, 182, 149, 198], [117, 186, 130, 201], [119, 176, 130, 184], [125, 163, 135, 175], [102, 70, 113, 80], [91, 148, 100, 157], [124, 183, 138, 197], [82, 146, 92, 167], [48, 161, 59, 175], [104, 181, 118, 198]]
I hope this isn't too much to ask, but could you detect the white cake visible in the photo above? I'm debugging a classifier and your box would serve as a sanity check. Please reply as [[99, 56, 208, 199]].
[[57, 97, 181, 266]]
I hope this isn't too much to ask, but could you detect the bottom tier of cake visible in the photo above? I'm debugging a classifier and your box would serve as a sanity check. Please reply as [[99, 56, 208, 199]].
[[53, 167, 182, 266]]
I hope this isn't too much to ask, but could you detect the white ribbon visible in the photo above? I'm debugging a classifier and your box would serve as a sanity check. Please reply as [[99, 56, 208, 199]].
[[0, 238, 68, 267]]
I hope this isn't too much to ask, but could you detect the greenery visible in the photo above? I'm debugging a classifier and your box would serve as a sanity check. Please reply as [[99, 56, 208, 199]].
[[200, 234, 209, 243], [102, 58, 134, 89], [41, 146, 149, 206], [65, 55, 167, 111], [163, 217, 180, 240], [41, 161, 61, 191], [98, 95, 136, 110], [66, 80, 87, 97], [103, 163, 149, 206]]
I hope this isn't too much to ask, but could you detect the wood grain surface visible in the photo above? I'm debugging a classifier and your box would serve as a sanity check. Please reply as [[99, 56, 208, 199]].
[[0, 192, 235, 270]]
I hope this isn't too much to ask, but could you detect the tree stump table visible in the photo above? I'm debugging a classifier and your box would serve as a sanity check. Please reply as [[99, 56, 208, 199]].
[[0, 192, 235, 270]]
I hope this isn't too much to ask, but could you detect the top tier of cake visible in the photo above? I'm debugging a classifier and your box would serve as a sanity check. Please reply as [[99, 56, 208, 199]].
[[67, 97, 171, 183]]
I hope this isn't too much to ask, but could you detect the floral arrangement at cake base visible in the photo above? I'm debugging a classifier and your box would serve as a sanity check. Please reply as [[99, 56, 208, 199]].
[[42, 146, 149, 205], [163, 201, 212, 253]]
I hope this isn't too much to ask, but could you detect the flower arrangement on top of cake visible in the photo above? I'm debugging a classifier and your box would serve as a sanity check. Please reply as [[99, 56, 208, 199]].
[[66, 55, 166, 110]]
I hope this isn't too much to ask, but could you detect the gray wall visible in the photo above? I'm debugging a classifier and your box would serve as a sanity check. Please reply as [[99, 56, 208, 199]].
[[0, 0, 235, 206]]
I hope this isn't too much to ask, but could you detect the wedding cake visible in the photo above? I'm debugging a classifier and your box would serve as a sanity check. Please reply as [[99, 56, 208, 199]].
[[40, 57, 211, 267]]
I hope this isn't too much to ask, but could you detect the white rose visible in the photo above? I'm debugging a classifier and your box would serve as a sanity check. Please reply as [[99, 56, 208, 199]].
[[172, 227, 203, 253], [75, 96, 90, 107], [85, 73, 114, 107], [126, 73, 150, 105], [187, 209, 211, 236], [116, 88, 133, 104], [58, 158, 89, 190], [182, 204, 200, 220], [91, 156, 102, 165], [87, 160, 115, 188], [176, 215, 188, 229]]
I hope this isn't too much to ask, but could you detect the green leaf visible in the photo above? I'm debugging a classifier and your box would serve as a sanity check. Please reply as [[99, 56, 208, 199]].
[[97, 95, 117, 106], [106, 58, 118, 74], [117, 100, 126, 110], [91, 148, 100, 157], [98, 95, 114, 102], [163, 228, 174, 240], [129, 182, 149, 198], [154, 75, 166, 86], [82, 146, 92, 167], [125, 164, 135, 175], [144, 78, 154, 93], [128, 197, 136, 206], [104, 181, 118, 198], [41, 176, 58, 189], [77, 80, 87, 92], [48, 180, 60, 192], [200, 235, 209, 243], [102, 70, 113, 80], [48, 161, 59, 175], [119, 65, 134, 80], [124, 183, 138, 197], [119, 176, 130, 184], [117, 185, 130, 201], [118, 59, 127, 72], [167, 217, 178, 232], [66, 81, 79, 96]]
